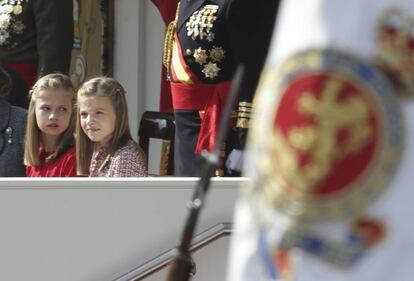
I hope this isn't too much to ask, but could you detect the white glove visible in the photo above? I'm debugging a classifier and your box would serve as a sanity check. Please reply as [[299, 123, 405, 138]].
[[225, 149, 244, 173]]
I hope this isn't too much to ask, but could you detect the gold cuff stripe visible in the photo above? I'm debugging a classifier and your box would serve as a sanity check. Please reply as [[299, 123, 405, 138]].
[[238, 107, 253, 113], [238, 112, 252, 118], [239, 105, 253, 108], [239, 101, 253, 107]]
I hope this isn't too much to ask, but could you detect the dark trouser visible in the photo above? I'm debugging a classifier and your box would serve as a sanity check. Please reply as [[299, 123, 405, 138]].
[[174, 110, 203, 176], [174, 110, 240, 177]]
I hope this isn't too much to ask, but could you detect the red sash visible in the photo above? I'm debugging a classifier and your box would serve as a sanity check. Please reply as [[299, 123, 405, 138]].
[[6, 63, 37, 87], [171, 81, 232, 154]]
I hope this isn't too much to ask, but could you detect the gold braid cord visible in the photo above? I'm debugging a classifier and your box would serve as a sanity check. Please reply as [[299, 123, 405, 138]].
[[162, 2, 181, 79]]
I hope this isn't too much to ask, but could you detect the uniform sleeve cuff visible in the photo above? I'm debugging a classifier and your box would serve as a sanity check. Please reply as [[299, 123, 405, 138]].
[[236, 101, 253, 128]]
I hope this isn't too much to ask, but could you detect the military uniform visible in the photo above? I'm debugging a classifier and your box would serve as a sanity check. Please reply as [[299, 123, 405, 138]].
[[165, 0, 278, 176], [0, 0, 73, 108]]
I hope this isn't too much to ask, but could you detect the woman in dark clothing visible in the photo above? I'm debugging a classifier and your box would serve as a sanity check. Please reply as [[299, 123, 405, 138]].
[[0, 66, 27, 176]]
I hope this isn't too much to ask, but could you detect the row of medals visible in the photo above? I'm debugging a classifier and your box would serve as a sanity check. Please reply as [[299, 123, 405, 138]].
[[0, 0, 27, 45], [185, 5, 226, 79]]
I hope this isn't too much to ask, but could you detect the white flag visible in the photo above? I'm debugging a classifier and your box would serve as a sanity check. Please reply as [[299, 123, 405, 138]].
[[227, 0, 414, 280]]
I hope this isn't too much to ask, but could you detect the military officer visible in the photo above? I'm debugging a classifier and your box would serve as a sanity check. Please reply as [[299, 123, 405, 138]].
[[164, 0, 279, 176], [0, 0, 73, 108]]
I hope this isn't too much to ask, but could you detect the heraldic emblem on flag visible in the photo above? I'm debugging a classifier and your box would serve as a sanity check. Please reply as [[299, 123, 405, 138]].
[[226, 2, 413, 280], [256, 49, 403, 222], [240, 48, 404, 280]]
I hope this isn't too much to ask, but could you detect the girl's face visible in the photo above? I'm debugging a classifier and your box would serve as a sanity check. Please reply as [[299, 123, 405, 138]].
[[79, 95, 116, 148], [35, 89, 73, 139]]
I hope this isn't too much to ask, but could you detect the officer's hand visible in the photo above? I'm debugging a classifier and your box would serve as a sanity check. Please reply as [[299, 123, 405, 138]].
[[225, 149, 244, 173]]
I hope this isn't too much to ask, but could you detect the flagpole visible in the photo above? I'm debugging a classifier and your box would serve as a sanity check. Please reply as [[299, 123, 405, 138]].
[[166, 65, 245, 281]]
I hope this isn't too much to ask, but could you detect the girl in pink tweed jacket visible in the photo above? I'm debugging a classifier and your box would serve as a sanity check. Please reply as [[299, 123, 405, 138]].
[[76, 77, 147, 177]]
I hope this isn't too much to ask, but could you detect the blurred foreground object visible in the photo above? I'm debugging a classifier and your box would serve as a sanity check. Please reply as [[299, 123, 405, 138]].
[[227, 0, 414, 280]]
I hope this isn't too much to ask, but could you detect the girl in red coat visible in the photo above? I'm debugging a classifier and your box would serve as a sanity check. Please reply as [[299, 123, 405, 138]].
[[24, 73, 76, 177]]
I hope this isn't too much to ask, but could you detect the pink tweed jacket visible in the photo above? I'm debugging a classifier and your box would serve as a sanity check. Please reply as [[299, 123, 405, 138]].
[[89, 140, 147, 177]]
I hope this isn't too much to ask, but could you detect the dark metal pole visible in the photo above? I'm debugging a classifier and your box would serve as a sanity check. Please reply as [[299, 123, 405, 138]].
[[166, 65, 245, 281]]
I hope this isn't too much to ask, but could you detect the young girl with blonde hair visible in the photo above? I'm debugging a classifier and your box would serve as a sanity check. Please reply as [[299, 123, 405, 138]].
[[24, 73, 76, 177], [76, 77, 147, 177]]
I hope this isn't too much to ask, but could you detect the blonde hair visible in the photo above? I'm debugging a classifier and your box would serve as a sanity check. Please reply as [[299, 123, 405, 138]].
[[76, 77, 132, 175], [24, 73, 76, 167]]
